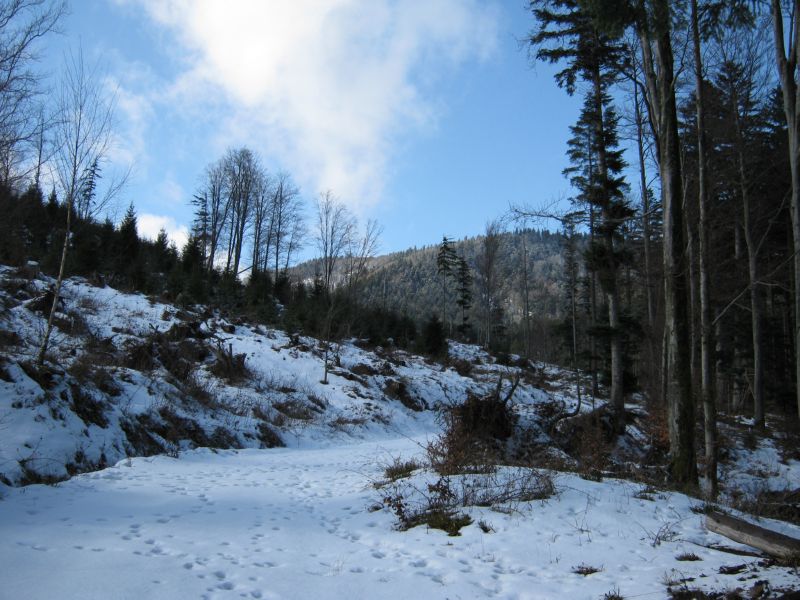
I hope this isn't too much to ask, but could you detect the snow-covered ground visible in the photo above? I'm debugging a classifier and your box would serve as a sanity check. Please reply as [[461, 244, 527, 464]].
[[1, 267, 800, 598], [2, 437, 799, 599]]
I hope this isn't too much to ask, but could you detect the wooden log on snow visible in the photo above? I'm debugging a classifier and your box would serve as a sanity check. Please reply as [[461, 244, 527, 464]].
[[705, 509, 800, 560]]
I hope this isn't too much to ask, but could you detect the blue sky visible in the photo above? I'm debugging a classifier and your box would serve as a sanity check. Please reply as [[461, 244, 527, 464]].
[[40, 0, 582, 256]]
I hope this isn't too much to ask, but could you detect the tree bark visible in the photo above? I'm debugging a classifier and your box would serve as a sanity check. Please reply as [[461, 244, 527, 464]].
[[36, 199, 71, 366], [691, 0, 718, 496], [771, 0, 800, 418], [729, 82, 765, 428], [634, 79, 655, 332], [637, 0, 698, 485], [706, 510, 800, 559]]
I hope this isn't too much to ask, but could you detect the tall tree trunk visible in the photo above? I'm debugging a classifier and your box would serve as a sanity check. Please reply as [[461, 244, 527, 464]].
[[591, 66, 625, 432], [637, 0, 698, 485], [691, 0, 718, 496], [274, 181, 285, 283], [683, 161, 699, 388], [522, 233, 532, 360], [634, 68, 660, 396], [37, 199, 71, 365], [771, 0, 800, 418], [588, 204, 599, 402], [731, 95, 765, 427]]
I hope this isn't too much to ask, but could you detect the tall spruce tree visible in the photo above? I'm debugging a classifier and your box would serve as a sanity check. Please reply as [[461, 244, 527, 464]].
[[455, 255, 473, 339], [531, 0, 632, 432], [436, 236, 458, 334], [117, 202, 141, 286]]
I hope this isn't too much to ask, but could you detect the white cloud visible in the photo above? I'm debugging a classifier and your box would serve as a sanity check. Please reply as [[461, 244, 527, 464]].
[[131, 0, 499, 210], [104, 71, 155, 174], [137, 213, 189, 249], [157, 176, 186, 206]]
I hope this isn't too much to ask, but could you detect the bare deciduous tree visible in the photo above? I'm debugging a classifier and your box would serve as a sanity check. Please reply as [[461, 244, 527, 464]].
[[0, 0, 66, 187], [270, 171, 302, 282], [315, 191, 354, 295], [344, 218, 381, 295], [222, 147, 260, 276], [37, 47, 117, 365]]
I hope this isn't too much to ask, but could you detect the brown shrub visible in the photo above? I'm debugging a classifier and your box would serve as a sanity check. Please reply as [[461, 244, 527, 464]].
[[273, 399, 316, 421], [553, 409, 614, 480], [428, 379, 519, 475], [124, 340, 156, 372], [68, 384, 109, 428], [351, 363, 379, 376], [209, 342, 249, 383], [448, 358, 473, 377], [257, 423, 284, 448], [384, 378, 424, 412]]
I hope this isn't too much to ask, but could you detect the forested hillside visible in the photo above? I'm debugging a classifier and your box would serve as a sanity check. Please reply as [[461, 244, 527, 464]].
[[294, 228, 568, 356]]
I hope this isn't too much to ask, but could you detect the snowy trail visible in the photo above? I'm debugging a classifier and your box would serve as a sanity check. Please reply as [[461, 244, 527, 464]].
[[1, 438, 500, 600], [2, 438, 799, 600]]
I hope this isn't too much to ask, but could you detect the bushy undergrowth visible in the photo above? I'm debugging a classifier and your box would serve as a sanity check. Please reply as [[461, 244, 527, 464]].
[[379, 375, 556, 535], [428, 377, 519, 475]]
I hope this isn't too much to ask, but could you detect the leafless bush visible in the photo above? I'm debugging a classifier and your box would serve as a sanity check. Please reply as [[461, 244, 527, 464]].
[[273, 399, 317, 421], [209, 341, 250, 383], [384, 377, 424, 411], [183, 370, 218, 409], [448, 357, 473, 376], [383, 457, 421, 482], [428, 376, 519, 475], [257, 423, 284, 448], [552, 408, 615, 480], [68, 384, 109, 428], [329, 415, 368, 431]]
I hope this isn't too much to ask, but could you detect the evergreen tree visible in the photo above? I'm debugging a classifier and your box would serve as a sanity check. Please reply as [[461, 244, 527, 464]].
[[531, 0, 632, 431], [77, 158, 100, 220], [179, 235, 206, 304], [421, 314, 447, 358], [455, 255, 473, 339], [190, 193, 210, 269], [436, 236, 458, 334], [118, 203, 139, 262], [116, 203, 142, 287], [152, 228, 175, 274]]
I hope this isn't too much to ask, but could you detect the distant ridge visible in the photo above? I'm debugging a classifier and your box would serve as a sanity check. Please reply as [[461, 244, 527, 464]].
[[292, 228, 567, 325]]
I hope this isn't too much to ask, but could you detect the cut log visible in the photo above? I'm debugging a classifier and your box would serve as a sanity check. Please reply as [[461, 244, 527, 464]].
[[705, 509, 800, 560]]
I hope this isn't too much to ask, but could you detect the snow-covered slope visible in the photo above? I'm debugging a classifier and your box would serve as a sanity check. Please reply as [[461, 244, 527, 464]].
[[0, 265, 544, 485]]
